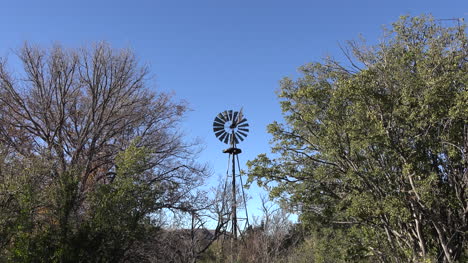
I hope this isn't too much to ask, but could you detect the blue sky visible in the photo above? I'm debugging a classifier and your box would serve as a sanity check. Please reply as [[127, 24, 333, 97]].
[[1, 0, 466, 223]]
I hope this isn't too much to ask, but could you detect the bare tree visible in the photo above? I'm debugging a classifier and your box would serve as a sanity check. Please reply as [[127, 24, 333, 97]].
[[0, 42, 201, 183], [0, 42, 208, 261], [122, 178, 233, 263], [238, 195, 301, 263]]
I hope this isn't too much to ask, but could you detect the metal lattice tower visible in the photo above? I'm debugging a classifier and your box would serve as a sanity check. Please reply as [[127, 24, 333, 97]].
[[213, 109, 250, 240]]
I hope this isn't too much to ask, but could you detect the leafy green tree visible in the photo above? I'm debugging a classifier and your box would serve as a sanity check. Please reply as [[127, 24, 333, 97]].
[[61, 141, 163, 262], [248, 16, 467, 262]]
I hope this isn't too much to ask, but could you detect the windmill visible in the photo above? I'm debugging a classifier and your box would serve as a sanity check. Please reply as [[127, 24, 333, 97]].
[[213, 108, 250, 240]]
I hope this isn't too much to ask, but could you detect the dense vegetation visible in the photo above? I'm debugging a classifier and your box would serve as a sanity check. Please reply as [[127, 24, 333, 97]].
[[0, 43, 211, 262], [247, 15, 467, 262], [0, 15, 466, 262]]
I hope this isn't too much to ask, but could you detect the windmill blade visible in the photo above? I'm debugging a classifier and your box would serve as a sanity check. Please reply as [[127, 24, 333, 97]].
[[215, 130, 225, 138], [238, 128, 249, 134], [235, 132, 245, 141], [217, 113, 227, 122], [213, 121, 224, 127], [232, 111, 239, 126], [223, 133, 230, 144], [237, 130, 248, 138], [214, 130, 225, 138], [221, 111, 229, 122], [214, 116, 225, 125], [233, 133, 240, 144], [238, 121, 248, 127], [213, 126, 224, 133], [213, 121, 224, 128], [213, 123, 224, 129], [219, 132, 228, 143], [213, 127, 224, 134]]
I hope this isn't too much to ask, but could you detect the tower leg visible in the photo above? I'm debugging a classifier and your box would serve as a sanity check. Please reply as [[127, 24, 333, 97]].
[[231, 152, 237, 240]]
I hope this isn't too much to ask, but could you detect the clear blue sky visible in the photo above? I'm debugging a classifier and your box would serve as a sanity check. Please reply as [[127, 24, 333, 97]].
[[1, 0, 466, 223]]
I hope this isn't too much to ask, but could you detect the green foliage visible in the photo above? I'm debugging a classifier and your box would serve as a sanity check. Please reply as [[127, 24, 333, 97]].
[[63, 141, 159, 262], [248, 15, 467, 262], [0, 141, 163, 262], [284, 227, 371, 263]]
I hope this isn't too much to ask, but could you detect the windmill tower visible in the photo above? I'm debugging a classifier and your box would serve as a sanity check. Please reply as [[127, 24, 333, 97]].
[[213, 108, 250, 240]]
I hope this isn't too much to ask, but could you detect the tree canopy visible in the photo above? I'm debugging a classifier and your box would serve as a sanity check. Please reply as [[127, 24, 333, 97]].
[[0, 43, 208, 262], [247, 15, 467, 262]]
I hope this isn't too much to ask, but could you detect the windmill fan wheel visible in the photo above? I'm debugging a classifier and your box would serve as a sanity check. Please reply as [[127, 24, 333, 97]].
[[213, 110, 249, 145]]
